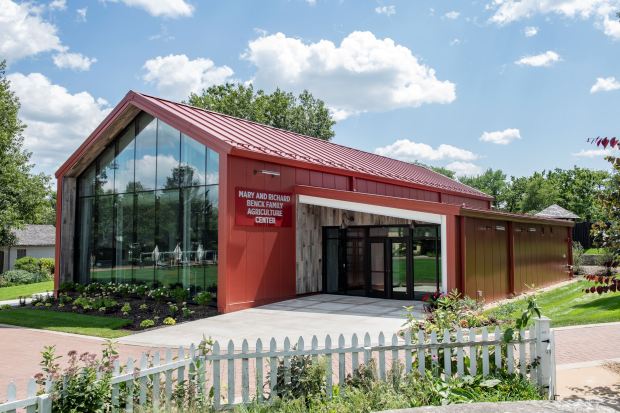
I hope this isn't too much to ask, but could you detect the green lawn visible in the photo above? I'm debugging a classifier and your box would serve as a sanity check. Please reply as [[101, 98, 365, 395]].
[[0, 281, 54, 301], [486, 280, 620, 328], [0, 308, 132, 338]]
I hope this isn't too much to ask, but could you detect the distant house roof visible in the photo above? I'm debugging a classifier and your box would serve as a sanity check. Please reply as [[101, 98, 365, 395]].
[[10, 225, 56, 246], [535, 204, 580, 220]]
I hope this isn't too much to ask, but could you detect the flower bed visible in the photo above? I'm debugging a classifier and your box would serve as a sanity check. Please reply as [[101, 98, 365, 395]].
[[23, 282, 218, 331]]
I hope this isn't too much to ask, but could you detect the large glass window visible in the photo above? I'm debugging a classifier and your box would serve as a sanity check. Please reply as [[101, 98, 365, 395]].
[[75, 112, 219, 294]]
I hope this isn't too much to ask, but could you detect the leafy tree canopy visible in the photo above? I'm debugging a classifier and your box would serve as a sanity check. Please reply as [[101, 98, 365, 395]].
[[0, 60, 54, 246], [188, 83, 335, 141], [459, 169, 507, 209], [456, 166, 608, 219]]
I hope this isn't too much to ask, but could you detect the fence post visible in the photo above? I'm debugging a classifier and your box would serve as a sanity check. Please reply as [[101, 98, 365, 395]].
[[534, 317, 552, 393], [38, 394, 52, 413]]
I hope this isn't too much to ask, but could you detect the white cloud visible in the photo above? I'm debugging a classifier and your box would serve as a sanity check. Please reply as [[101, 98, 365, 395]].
[[487, 0, 620, 39], [305, 0, 317, 5], [104, 0, 193, 18], [446, 161, 482, 177], [53, 52, 97, 71], [572, 148, 616, 157], [374, 139, 478, 162], [375, 5, 396, 16], [243, 31, 456, 119], [602, 13, 620, 38], [0, 0, 63, 62], [444, 10, 460, 19], [450, 38, 461, 46], [7, 72, 111, 174], [76, 7, 87, 22], [49, 0, 66, 10], [524, 26, 538, 37], [480, 128, 521, 145], [515, 50, 561, 67], [590, 76, 620, 93], [143, 54, 235, 100]]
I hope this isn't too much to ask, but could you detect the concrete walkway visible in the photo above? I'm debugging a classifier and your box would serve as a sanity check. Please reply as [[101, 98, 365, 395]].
[[117, 294, 424, 348], [554, 322, 620, 409]]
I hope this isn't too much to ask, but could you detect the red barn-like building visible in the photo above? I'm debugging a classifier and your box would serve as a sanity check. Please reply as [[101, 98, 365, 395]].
[[55, 91, 573, 313]]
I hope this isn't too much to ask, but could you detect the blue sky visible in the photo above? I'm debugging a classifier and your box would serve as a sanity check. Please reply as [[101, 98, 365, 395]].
[[2, 0, 619, 178]]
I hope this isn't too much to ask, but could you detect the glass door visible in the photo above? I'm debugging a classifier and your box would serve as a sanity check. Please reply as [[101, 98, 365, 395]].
[[369, 240, 386, 296], [390, 239, 410, 299], [412, 225, 440, 299]]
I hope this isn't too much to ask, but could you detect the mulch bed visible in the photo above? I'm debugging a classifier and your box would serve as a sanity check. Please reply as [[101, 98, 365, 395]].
[[27, 295, 219, 331]]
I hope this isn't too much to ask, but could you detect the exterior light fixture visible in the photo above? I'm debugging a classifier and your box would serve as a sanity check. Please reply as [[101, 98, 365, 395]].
[[254, 169, 280, 176]]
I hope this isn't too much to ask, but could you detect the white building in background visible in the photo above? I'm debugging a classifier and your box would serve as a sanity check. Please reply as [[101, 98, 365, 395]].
[[0, 225, 55, 273]]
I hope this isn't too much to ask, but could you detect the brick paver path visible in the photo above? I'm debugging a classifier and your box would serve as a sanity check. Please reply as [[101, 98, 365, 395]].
[[553, 323, 620, 365], [0, 325, 165, 400]]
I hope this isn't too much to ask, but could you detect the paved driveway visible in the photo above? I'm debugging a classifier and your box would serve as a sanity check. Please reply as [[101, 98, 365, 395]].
[[118, 294, 424, 349]]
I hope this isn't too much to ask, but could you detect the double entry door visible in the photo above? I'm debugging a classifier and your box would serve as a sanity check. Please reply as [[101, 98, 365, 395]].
[[323, 226, 413, 299]]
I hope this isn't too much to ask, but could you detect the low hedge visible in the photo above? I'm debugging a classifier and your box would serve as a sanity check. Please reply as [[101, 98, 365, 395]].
[[0, 270, 49, 287]]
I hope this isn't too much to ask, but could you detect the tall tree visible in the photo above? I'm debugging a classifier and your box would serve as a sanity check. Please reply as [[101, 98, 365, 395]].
[[188, 83, 336, 141], [0, 60, 53, 245], [459, 169, 507, 208]]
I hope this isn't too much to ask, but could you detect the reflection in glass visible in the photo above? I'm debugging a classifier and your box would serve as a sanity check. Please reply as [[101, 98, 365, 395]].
[[135, 192, 156, 284], [156, 189, 180, 286], [114, 193, 134, 283], [412, 225, 440, 298], [157, 121, 181, 190], [97, 147, 115, 195], [115, 127, 135, 194], [181, 134, 206, 187], [76, 113, 219, 296], [79, 164, 96, 197], [392, 242, 407, 293], [181, 186, 206, 292], [134, 114, 157, 191], [205, 185, 218, 290], [370, 242, 385, 293], [93, 195, 114, 282], [207, 148, 219, 185], [77, 197, 94, 284]]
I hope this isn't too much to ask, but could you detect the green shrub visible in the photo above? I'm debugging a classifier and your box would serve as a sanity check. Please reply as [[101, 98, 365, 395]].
[[573, 241, 585, 275], [163, 317, 176, 326], [121, 302, 131, 316], [194, 291, 212, 306], [14, 256, 40, 274], [39, 258, 55, 276], [268, 352, 326, 401], [140, 319, 155, 329], [0, 269, 44, 287]]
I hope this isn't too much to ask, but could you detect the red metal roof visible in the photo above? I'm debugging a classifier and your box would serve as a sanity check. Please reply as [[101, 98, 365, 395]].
[[57, 91, 492, 200], [136, 93, 492, 200]]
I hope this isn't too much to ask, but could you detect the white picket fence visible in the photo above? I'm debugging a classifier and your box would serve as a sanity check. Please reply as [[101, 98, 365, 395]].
[[0, 317, 555, 412]]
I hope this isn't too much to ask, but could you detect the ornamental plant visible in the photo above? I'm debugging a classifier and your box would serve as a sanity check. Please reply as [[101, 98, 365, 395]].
[[584, 136, 620, 295]]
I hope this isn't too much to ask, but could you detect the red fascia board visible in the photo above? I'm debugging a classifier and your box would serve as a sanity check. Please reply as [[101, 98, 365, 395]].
[[233, 147, 493, 203], [294, 185, 462, 216], [460, 207, 575, 227], [55, 91, 233, 179]]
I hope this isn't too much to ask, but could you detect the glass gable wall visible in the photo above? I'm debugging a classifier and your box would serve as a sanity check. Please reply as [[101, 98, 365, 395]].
[[76, 113, 219, 293]]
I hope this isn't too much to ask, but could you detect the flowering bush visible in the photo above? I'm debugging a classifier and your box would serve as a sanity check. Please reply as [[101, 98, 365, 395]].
[[405, 290, 491, 335]]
